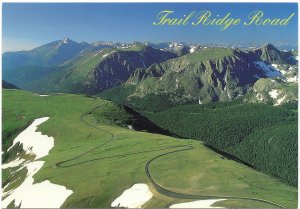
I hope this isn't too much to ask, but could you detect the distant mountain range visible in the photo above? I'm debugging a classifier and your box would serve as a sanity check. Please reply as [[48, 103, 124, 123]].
[[2, 38, 298, 106]]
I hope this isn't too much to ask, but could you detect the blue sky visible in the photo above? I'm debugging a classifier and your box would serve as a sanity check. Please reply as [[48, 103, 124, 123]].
[[3, 3, 298, 52]]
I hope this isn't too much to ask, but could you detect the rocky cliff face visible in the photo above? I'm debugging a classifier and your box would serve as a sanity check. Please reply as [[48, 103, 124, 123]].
[[77, 46, 177, 94], [251, 44, 296, 65], [126, 48, 267, 103]]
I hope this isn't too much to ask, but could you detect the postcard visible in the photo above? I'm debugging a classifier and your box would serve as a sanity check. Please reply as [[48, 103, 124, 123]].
[[1, 2, 298, 208]]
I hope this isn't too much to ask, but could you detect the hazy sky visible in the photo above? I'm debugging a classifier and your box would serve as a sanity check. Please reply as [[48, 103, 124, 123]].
[[3, 3, 298, 52]]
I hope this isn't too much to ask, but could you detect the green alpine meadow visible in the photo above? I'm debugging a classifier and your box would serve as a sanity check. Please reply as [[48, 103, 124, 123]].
[[2, 90, 297, 208], [2, 2, 298, 209]]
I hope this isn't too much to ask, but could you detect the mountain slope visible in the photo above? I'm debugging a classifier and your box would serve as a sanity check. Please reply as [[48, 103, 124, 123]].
[[3, 40, 297, 104], [244, 78, 298, 105], [251, 44, 297, 65], [53, 45, 177, 94], [2, 89, 297, 208], [100, 44, 298, 107], [145, 101, 297, 187], [3, 38, 90, 69], [4, 44, 177, 94], [2, 38, 91, 90], [128, 48, 262, 102], [2, 80, 19, 89]]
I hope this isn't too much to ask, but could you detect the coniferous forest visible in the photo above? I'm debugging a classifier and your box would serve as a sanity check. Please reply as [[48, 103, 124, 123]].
[[145, 101, 297, 187]]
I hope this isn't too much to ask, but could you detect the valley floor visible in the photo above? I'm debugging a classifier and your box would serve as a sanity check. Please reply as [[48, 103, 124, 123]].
[[2, 90, 297, 208]]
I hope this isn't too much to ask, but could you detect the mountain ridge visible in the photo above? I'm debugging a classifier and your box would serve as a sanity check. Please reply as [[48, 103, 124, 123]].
[[3, 39, 298, 106]]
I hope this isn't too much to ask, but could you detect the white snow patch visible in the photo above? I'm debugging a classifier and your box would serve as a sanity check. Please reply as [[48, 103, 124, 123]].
[[2, 117, 73, 208], [93, 50, 104, 57], [63, 37, 69, 44], [2, 161, 73, 208], [190, 46, 196, 53], [169, 199, 226, 208], [127, 125, 133, 130], [102, 51, 116, 58], [254, 61, 282, 78], [198, 98, 202, 104], [269, 90, 287, 106], [272, 64, 287, 75], [275, 95, 287, 106], [286, 76, 298, 83], [227, 91, 232, 99], [2, 158, 25, 169], [269, 89, 280, 99], [3, 182, 13, 197], [38, 95, 49, 97], [111, 183, 153, 208], [8, 117, 54, 160], [102, 53, 110, 58], [175, 79, 179, 88], [256, 93, 264, 101]]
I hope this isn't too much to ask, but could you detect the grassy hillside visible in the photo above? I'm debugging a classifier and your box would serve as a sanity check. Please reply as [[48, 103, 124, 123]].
[[146, 101, 297, 187], [2, 90, 297, 208]]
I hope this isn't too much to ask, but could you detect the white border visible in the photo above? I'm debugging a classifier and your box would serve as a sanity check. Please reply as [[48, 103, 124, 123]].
[[0, 0, 299, 2], [0, 1, 299, 209]]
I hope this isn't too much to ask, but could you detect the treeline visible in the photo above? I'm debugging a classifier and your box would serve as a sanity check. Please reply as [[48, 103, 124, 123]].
[[91, 102, 132, 127], [99, 86, 198, 113], [147, 101, 298, 187]]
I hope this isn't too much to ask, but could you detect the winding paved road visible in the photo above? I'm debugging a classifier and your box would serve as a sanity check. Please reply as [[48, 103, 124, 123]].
[[56, 104, 286, 208]]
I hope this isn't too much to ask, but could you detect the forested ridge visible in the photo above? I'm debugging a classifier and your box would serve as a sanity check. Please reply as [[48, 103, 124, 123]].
[[146, 101, 297, 187]]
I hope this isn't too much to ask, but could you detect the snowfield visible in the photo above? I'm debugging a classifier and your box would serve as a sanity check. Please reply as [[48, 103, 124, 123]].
[[254, 61, 282, 78], [8, 117, 54, 159], [271, 64, 286, 75], [169, 199, 226, 208], [2, 117, 73, 208], [275, 95, 287, 106], [286, 76, 298, 83], [268, 89, 287, 106], [111, 183, 153, 208], [2, 158, 25, 169], [255, 62, 298, 83], [269, 89, 280, 99], [2, 161, 73, 208]]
